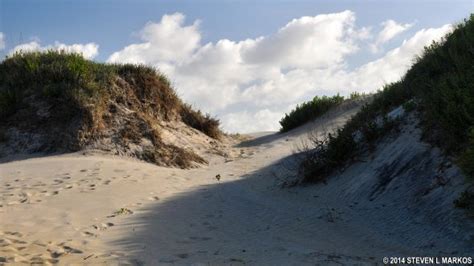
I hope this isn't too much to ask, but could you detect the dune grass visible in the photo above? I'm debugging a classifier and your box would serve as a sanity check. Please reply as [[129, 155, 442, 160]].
[[0, 51, 222, 168], [0, 50, 221, 139], [0, 51, 111, 118], [299, 14, 474, 182]]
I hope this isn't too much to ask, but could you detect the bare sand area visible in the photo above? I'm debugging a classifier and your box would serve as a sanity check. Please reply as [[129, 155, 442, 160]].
[[1, 103, 472, 265]]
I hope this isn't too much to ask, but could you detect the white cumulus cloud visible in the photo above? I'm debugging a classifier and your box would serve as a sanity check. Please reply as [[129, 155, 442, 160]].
[[352, 24, 453, 90], [242, 11, 360, 69], [108, 13, 201, 65], [10, 41, 99, 59], [108, 12, 453, 133], [371, 19, 414, 53]]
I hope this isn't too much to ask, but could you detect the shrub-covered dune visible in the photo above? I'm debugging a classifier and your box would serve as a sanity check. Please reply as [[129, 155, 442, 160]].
[[0, 51, 223, 168], [298, 14, 474, 183]]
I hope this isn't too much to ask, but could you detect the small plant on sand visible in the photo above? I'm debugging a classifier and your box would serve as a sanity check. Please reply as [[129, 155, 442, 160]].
[[113, 208, 134, 216]]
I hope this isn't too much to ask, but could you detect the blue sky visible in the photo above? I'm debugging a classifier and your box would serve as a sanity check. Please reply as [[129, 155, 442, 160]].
[[2, 0, 471, 62], [1, 1, 473, 132]]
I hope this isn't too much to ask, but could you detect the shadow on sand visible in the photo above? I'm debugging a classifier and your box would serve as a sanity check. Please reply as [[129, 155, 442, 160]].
[[108, 153, 375, 265]]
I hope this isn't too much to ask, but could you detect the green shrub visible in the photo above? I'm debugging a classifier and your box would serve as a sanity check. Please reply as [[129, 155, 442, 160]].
[[459, 128, 474, 178], [0, 129, 8, 143], [0, 88, 19, 117], [349, 91, 366, 100], [454, 190, 474, 210], [279, 94, 344, 132], [300, 102, 400, 182], [402, 100, 416, 112]]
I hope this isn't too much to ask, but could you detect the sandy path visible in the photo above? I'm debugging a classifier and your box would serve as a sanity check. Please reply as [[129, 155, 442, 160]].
[[0, 103, 469, 265]]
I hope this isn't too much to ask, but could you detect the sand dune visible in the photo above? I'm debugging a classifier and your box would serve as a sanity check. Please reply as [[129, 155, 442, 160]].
[[1, 102, 472, 265]]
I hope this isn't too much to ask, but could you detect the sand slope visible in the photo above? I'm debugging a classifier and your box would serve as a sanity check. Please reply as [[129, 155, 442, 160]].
[[1, 102, 472, 265]]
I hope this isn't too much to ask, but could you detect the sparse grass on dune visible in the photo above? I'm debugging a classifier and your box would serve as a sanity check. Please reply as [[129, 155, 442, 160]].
[[297, 14, 474, 183], [180, 104, 221, 139], [0, 50, 222, 168]]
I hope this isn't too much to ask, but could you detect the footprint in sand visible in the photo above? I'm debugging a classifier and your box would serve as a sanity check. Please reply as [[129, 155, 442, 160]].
[[1, 231, 85, 264], [82, 231, 97, 237], [189, 236, 212, 241], [30, 255, 58, 265], [61, 244, 83, 254], [92, 222, 114, 231], [5, 231, 24, 238], [148, 196, 160, 201], [18, 198, 28, 204], [32, 182, 46, 188], [175, 253, 189, 259]]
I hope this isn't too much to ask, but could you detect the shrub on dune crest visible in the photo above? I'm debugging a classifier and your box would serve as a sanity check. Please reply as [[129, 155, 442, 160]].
[[279, 94, 344, 132]]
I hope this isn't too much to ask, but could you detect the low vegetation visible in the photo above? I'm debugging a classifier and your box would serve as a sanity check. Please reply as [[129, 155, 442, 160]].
[[297, 14, 474, 182], [459, 128, 474, 178], [0, 51, 222, 167], [180, 104, 221, 139], [279, 93, 365, 132], [454, 189, 474, 217]]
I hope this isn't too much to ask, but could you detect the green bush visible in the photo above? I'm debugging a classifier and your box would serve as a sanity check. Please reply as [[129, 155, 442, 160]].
[[404, 15, 474, 152], [349, 91, 366, 100], [279, 94, 344, 132], [402, 100, 417, 112], [454, 190, 474, 210], [459, 128, 474, 178], [300, 102, 400, 182]]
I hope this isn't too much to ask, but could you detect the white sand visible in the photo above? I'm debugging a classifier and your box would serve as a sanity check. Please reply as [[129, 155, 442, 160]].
[[1, 103, 472, 265]]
